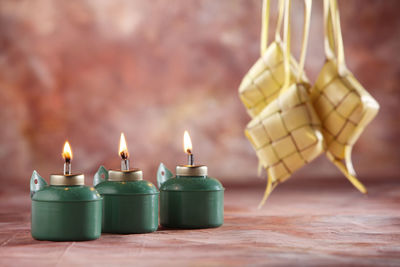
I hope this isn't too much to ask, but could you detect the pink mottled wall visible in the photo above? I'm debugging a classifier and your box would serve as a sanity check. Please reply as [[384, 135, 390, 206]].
[[0, 0, 399, 188]]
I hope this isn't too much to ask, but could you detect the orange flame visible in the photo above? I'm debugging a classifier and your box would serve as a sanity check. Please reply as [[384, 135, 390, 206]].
[[62, 141, 73, 161], [183, 131, 192, 154], [119, 132, 129, 159]]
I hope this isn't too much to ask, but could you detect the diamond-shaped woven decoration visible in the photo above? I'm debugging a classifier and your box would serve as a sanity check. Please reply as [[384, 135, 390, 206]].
[[310, 60, 379, 192], [308, 0, 380, 193], [246, 83, 324, 197], [238, 42, 308, 118]]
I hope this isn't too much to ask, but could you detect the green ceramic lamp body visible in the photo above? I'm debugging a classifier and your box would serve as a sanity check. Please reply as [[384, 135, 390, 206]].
[[158, 163, 224, 229], [94, 166, 159, 234], [30, 171, 102, 241]]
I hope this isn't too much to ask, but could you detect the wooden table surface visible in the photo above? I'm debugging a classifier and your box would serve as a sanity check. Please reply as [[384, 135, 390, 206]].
[[0, 177, 399, 267]]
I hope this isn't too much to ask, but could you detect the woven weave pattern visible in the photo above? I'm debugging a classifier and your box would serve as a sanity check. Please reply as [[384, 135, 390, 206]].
[[311, 60, 379, 175], [246, 83, 324, 184], [239, 42, 307, 118]]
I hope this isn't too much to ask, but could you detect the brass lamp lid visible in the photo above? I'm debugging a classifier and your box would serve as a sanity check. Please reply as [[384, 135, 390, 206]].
[[50, 174, 85, 186], [108, 168, 143, 181], [176, 165, 208, 177]]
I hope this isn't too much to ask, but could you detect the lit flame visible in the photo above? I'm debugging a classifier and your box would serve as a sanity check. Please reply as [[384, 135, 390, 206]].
[[183, 130, 192, 154], [62, 141, 73, 162], [119, 132, 129, 159]]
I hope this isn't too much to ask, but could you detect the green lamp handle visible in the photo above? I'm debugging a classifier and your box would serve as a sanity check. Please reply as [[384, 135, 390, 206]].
[[30, 171, 48, 198], [157, 163, 173, 188], [93, 165, 108, 186]]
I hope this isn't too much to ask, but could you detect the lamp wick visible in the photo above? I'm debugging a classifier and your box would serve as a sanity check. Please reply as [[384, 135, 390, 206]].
[[120, 151, 130, 171], [64, 158, 71, 175], [187, 150, 194, 166]]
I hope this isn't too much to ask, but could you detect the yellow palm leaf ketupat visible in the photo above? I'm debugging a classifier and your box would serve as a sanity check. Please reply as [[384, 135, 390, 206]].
[[245, 0, 324, 207], [238, 0, 308, 118], [310, 0, 380, 194]]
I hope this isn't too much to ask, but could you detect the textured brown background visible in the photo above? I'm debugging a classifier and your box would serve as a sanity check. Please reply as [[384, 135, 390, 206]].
[[1, 2, 400, 266], [0, 0, 399, 189]]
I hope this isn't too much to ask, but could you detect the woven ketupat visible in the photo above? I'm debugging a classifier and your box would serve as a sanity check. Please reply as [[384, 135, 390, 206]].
[[239, 44, 308, 118], [245, 0, 322, 207], [238, 0, 307, 118], [246, 83, 324, 206], [310, 0, 379, 193]]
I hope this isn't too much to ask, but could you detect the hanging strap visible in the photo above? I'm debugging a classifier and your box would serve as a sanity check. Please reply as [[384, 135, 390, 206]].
[[325, 0, 347, 75], [330, 0, 345, 71], [283, 0, 312, 87], [274, 0, 285, 43], [282, 0, 291, 89], [260, 0, 270, 55], [296, 0, 312, 82], [323, 0, 335, 61], [261, 0, 286, 55]]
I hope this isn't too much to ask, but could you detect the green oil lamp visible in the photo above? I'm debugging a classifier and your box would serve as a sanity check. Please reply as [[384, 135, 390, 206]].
[[94, 133, 159, 234], [30, 141, 102, 241], [158, 131, 224, 229]]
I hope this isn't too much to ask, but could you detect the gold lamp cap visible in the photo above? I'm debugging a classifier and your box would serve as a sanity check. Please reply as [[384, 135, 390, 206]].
[[50, 174, 84, 186], [108, 168, 143, 181], [176, 165, 208, 177]]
